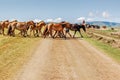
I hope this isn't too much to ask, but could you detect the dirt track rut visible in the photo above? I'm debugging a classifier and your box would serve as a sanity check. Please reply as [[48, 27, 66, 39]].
[[14, 38, 120, 80]]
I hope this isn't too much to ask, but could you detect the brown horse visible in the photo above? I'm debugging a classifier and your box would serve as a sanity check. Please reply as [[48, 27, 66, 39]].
[[0, 20, 10, 35], [29, 21, 46, 37], [7, 20, 34, 37], [43, 22, 71, 39]]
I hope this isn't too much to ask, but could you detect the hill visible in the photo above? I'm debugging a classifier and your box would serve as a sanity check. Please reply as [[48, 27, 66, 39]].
[[87, 21, 120, 27]]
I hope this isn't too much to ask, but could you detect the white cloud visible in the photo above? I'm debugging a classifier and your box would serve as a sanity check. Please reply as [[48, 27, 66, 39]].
[[54, 18, 62, 23], [76, 17, 94, 22], [45, 18, 62, 23], [87, 11, 112, 22], [33, 19, 41, 23], [45, 19, 53, 22], [9, 19, 18, 21], [77, 17, 85, 22], [86, 18, 93, 22], [88, 11, 110, 19], [102, 11, 110, 18]]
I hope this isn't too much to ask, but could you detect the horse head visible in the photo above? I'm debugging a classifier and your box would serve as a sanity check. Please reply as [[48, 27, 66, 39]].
[[24, 21, 34, 31], [38, 21, 46, 26], [11, 20, 18, 22], [60, 21, 71, 29], [3, 20, 9, 22]]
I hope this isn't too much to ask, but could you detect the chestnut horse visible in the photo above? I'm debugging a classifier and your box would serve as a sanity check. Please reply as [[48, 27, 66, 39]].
[[29, 21, 46, 37], [43, 22, 71, 39], [7, 21, 34, 37], [0, 20, 9, 35]]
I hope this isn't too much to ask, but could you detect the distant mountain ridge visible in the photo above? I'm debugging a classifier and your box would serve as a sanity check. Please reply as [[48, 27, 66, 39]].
[[87, 21, 120, 27]]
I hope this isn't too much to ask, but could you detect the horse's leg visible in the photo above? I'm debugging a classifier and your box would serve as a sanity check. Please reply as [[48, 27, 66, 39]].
[[39, 28, 42, 37], [64, 31, 67, 38], [43, 29, 46, 38], [0, 30, 1, 34], [2, 28, 5, 35], [25, 30, 28, 37], [12, 30, 15, 37], [0, 27, 1, 34], [33, 30, 36, 37], [61, 31, 66, 39], [26, 30, 29, 37], [53, 31, 57, 38], [49, 29, 53, 38], [29, 29, 32, 37], [0, 28, 1, 34], [73, 30, 77, 38], [43, 27, 48, 38], [78, 30, 83, 38], [11, 26, 15, 37], [68, 32, 72, 38], [36, 30, 39, 37], [40, 30, 42, 36], [25, 28, 29, 37], [58, 31, 62, 38], [22, 30, 25, 37], [44, 31, 48, 38], [23, 30, 27, 37]]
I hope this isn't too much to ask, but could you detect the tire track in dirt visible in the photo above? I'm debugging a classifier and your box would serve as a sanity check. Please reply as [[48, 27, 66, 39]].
[[13, 38, 120, 80]]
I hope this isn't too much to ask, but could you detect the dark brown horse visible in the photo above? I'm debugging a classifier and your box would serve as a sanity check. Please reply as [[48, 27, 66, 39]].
[[86, 24, 100, 29], [0, 20, 9, 35], [70, 24, 86, 38]]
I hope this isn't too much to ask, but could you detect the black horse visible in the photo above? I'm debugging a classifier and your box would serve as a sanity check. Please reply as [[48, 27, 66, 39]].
[[70, 24, 86, 38]]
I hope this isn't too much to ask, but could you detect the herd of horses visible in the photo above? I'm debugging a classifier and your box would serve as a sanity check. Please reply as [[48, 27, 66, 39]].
[[0, 20, 87, 39]]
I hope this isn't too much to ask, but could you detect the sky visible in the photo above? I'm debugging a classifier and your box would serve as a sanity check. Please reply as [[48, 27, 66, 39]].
[[0, 0, 120, 23]]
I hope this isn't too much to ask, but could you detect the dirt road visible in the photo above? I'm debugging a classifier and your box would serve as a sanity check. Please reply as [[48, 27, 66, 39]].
[[13, 38, 120, 80]]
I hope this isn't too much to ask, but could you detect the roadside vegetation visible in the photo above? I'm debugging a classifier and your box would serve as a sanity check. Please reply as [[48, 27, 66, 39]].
[[89, 29, 120, 39], [83, 28, 120, 63], [0, 35, 41, 80]]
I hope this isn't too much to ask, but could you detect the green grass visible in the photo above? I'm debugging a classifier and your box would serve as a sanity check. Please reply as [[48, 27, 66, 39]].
[[84, 35, 120, 63], [0, 35, 41, 80]]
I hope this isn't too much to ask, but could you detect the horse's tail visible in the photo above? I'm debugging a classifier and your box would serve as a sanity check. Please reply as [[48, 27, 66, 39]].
[[7, 24, 12, 35], [82, 25, 86, 32]]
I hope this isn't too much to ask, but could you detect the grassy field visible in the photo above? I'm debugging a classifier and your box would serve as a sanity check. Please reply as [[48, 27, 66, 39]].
[[88, 29, 120, 39], [0, 35, 41, 80], [83, 33, 120, 63]]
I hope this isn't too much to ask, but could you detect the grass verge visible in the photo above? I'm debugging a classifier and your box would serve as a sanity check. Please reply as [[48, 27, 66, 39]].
[[84, 35, 120, 63], [0, 35, 41, 80]]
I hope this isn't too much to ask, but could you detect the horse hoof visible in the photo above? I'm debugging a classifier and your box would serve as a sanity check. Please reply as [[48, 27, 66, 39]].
[[37, 35, 39, 37], [52, 36, 54, 39]]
